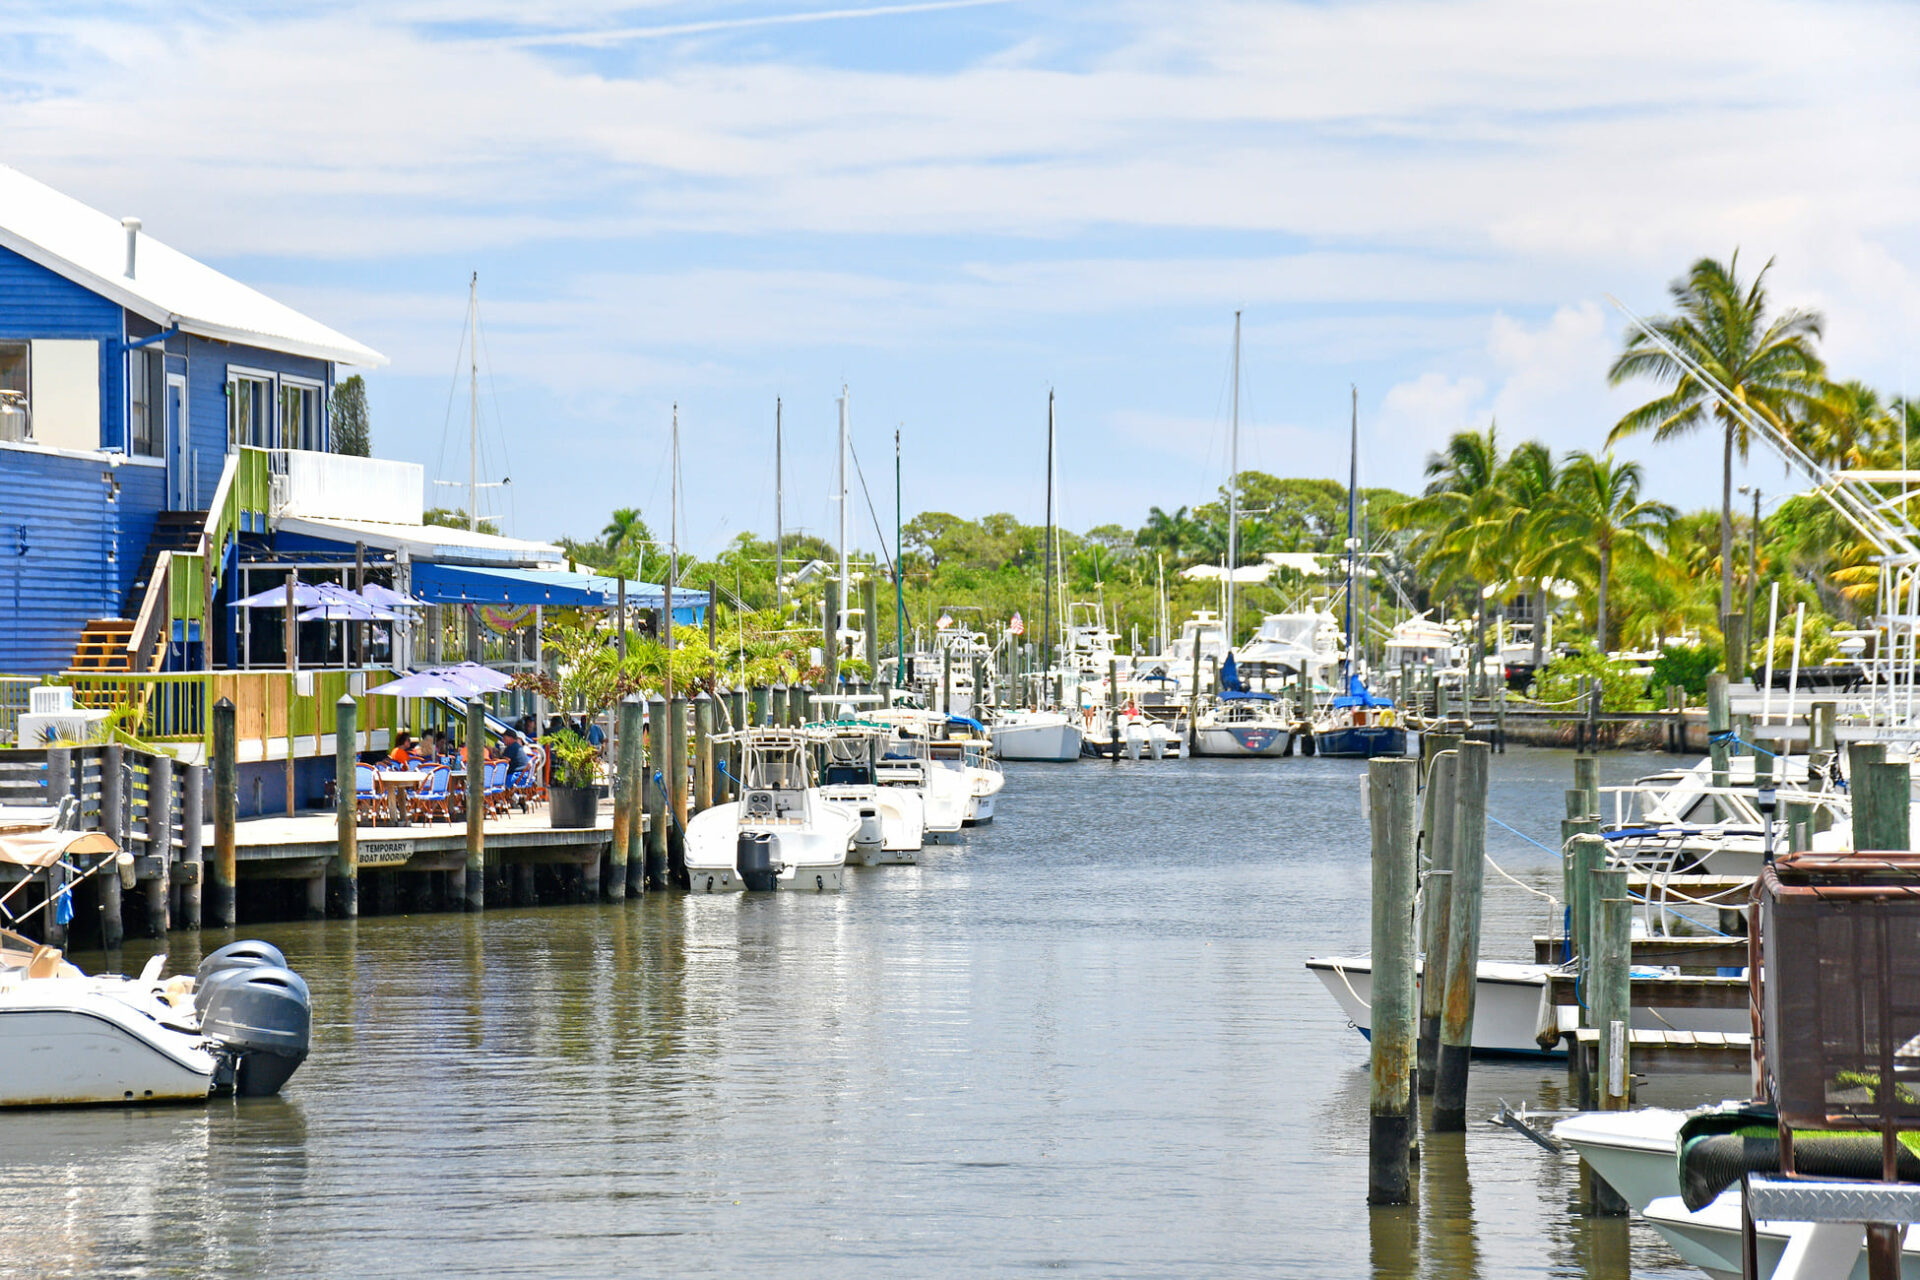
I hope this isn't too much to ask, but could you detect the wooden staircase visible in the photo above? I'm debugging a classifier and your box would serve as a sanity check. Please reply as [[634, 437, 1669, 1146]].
[[126, 511, 208, 615], [71, 618, 136, 673]]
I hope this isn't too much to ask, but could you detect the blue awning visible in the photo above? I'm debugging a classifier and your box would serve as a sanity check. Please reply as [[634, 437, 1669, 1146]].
[[1330, 673, 1394, 709], [409, 564, 708, 619]]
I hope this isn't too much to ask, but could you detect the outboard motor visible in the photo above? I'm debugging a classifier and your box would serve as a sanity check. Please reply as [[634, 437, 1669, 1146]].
[[194, 940, 288, 1017], [736, 831, 781, 892], [853, 807, 884, 861], [201, 965, 312, 1097]]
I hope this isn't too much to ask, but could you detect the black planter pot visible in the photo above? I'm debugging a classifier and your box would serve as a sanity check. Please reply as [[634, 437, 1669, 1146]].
[[550, 785, 598, 829]]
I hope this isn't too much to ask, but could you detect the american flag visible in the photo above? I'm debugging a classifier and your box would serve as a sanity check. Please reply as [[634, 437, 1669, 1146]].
[[1008, 612, 1025, 636], [937, 614, 954, 629]]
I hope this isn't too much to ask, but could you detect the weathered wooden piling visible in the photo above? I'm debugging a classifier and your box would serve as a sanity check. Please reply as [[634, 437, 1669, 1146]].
[[144, 751, 172, 936], [1108, 658, 1121, 759], [180, 762, 204, 930], [751, 685, 770, 727], [1706, 672, 1730, 800], [941, 647, 952, 716], [1416, 745, 1459, 1093], [211, 697, 238, 928], [1573, 754, 1599, 825], [463, 699, 485, 911], [330, 695, 359, 917], [1431, 739, 1489, 1132], [823, 579, 841, 691], [1368, 755, 1419, 1205], [861, 578, 879, 685], [1860, 756, 1910, 851], [1593, 893, 1633, 1111], [609, 696, 639, 900], [1569, 834, 1606, 1017], [98, 742, 125, 947], [667, 694, 689, 884], [645, 696, 669, 890], [693, 692, 714, 814]]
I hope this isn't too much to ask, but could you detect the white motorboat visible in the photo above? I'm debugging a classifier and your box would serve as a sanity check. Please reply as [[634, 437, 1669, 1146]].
[[1382, 612, 1472, 689], [1305, 954, 1751, 1057], [684, 730, 859, 893], [1191, 690, 1294, 757], [1552, 1107, 1694, 1210], [988, 708, 1083, 762], [814, 721, 925, 865], [0, 931, 311, 1106], [1237, 609, 1344, 693], [928, 737, 1004, 825]]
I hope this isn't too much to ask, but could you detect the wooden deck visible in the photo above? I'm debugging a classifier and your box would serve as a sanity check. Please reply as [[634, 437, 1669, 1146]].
[[228, 801, 623, 876], [1569, 1026, 1751, 1074]]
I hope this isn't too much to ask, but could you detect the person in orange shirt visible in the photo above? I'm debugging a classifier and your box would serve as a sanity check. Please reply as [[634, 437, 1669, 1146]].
[[387, 732, 416, 767]]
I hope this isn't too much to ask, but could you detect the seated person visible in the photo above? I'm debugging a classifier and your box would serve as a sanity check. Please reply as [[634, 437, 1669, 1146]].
[[387, 732, 417, 767], [413, 731, 442, 765], [500, 728, 531, 775]]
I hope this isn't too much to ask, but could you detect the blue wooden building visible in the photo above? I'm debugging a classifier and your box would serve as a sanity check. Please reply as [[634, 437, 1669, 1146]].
[[0, 163, 389, 676]]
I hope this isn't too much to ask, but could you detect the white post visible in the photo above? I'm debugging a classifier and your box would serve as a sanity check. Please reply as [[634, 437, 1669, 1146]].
[[1761, 581, 1780, 725], [1786, 602, 1805, 732]]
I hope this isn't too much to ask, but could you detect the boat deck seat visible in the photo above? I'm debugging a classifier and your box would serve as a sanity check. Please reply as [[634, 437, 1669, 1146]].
[[27, 945, 63, 980]]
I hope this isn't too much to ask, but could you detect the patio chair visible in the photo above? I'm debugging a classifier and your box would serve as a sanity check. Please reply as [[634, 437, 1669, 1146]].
[[484, 760, 510, 818], [408, 765, 453, 824], [355, 763, 383, 825], [512, 744, 549, 810]]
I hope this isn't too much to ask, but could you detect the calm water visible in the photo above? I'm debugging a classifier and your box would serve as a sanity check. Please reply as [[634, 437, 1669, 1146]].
[[3, 747, 1737, 1279]]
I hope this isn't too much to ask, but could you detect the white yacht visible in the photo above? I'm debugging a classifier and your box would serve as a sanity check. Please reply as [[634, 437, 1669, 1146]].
[[1237, 609, 1344, 693], [1382, 613, 1471, 688], [987, 707, 1084, 762], [868, 712, 974, 837], [1190, 691, 1295, 757], [684, 730, 859, 893], [928, 736, 1005, 824]]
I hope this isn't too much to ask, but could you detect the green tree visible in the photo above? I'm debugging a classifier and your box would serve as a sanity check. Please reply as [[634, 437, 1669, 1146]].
[[600, 507, 655, 580], [1607, 253, 1826, 622], [424, 507, 498, 535], [331, 374, 370, 457], [1495, 441, 1560, 667], [1527, 452, 1675, 652], [1384, 425, 1509, 658]]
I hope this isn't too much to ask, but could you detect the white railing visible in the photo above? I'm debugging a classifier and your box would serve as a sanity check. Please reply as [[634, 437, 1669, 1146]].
[[268, 450, 424, 525]]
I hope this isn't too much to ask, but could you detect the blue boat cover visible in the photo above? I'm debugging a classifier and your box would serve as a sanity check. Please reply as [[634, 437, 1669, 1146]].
[[1330, 674, 1394, 709], [1219, 690, 1277, 702], [410, 563, 707, 622], [1220, 652, 1247, 693], [946, 715, 986, 732]]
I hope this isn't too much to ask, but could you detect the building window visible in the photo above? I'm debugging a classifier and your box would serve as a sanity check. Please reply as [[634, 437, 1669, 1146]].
[[227, 371, 274, 449], [0, 342, 26, 441], [128, 347, 164, 457], [280, 380, 322, 451]]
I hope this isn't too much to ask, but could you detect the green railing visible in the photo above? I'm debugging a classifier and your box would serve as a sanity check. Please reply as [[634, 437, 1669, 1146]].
[[55, 669, 412, 755]]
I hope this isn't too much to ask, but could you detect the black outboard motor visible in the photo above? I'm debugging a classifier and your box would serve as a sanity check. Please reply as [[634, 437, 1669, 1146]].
[[201, 965, 312, 1097], [736, 831, 782, 891], [193, 940, 287, 1016]]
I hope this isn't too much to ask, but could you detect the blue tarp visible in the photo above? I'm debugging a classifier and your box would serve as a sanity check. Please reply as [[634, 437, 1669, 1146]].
[[409, 563, 708, 622], [1220, 652, 1247, 693], [1219, 690, 1277, 702], [946, 715, 986, 732], [1329, 674, 1394, 709]]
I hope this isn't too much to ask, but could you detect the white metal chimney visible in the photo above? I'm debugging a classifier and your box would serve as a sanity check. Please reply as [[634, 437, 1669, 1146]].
[[121, 216, 141, 278]]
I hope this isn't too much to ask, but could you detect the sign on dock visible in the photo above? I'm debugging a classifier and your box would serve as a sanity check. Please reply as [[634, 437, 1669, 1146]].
[[358, 839, 415, 868]]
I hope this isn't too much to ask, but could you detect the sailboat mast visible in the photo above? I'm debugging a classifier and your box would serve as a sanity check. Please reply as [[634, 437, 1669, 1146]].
[[1227, 309, 1240, 647], [775, 397, 784, 613], [1345, 384, 1358, 677], [895, 426, 906, 685], [1043, 390, 1055, 707], [838, 386, 850, 646], [468, 272, 479, 534], [666, 404, 678, 674]]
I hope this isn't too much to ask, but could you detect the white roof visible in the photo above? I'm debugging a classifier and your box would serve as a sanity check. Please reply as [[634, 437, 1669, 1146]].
[[0, 165, 386, 368], [276, 515, 562, 566]]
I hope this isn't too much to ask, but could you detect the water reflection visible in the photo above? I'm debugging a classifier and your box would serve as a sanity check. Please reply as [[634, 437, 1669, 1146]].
[[8, 748, 1710, 1278]]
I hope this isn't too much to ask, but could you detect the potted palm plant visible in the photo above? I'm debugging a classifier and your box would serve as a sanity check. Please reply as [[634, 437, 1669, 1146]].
[[514, 620, 637, 829], [543, 729, 603, 828]]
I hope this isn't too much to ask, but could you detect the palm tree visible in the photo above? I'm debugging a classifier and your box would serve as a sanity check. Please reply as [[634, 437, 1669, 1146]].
[[1528, 452, 1675, 652], [1800, 379, 1893, 469], [1607, 253, 1825, 623], [1137, 505, 1203, 563], [1612, 253, 1820, 625], [601, 507, 653, 579], [1386, 423, 1507, 608]]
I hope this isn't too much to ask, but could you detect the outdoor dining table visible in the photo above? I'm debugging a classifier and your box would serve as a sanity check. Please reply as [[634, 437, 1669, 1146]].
[[374, 770, 428, 826]]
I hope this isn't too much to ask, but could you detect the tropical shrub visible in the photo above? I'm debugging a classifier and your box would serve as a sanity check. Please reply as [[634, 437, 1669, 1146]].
[[1648, 643, 1722, 698], [1534, 652, 1650, 712]]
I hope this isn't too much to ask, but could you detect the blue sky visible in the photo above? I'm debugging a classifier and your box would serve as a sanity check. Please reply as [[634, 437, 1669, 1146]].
[[4, 0, 1917, 555]]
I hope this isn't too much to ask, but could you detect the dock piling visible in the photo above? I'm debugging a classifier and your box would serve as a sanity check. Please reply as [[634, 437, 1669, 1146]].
[[463, 698, 485, 911], [1706, 673, 1730, 812], [145, 751, 172, 937], [1431, 739, 1490, 1132], [1367, 755, 1419, 1206], [693, 692, 714, 814], [1860, 758, 1910, 851], [645, 696, 668, 890], [211, 697, 237, 928], [331, 695, 359, 917], [668, 695, 689, 885], [609, 696, 640, 900], [99, 742, 125, 948], [180, 762, 204, 931], [1416, 744, 1459, 1093]]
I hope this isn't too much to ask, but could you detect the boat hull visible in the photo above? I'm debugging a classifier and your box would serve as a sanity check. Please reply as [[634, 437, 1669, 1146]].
[[1192, 725, 1290, 757], [1313, 725, 1407, 758], [964, 794, 995, 825], [1306, 956, 1750, 1057], [684, 800, 855, 893], [989, 720, 1084, 762], [0, 995, 218, 1107]]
